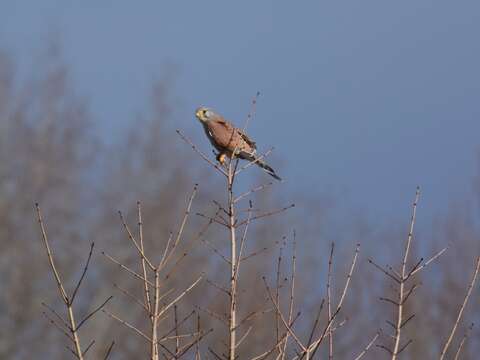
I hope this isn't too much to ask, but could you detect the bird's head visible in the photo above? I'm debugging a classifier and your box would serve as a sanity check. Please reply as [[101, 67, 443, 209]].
[[195, 106, 215, 123]]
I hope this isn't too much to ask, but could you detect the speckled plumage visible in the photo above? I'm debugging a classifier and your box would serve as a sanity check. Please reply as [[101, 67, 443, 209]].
[[195, 107, 281, 180]]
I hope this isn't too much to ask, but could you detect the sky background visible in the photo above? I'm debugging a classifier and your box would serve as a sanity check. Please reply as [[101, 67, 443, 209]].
[[1, 0, 479, 227]]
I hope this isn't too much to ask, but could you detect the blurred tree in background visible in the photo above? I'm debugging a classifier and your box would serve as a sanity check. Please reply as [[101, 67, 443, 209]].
[[0, 44, 479, 359]]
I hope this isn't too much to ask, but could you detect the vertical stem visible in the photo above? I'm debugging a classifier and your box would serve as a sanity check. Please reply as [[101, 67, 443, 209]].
[[392, 188, 419, 360], [36, 205, 83, 359], [327, 243, 334, 360], [440, 257, 480, 360], [138, 202, 152, 314], [275, 247, 283, 352], [228, 162, 237, 360], [391, 280, 404, 360], [195, 314, 201, 360], [175, 305, 179, 358], [67, 305, 84, 360], [151, 269, 160, 360]]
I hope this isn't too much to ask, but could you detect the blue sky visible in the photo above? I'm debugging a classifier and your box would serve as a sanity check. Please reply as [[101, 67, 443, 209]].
[[1, 0, 479, 225]]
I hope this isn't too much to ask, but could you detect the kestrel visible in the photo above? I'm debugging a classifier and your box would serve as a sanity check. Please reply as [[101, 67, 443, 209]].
[[195, 107, 281, 181]]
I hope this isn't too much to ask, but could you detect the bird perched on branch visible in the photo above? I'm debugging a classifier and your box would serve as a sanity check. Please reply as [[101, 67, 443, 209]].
[[195, 106, 281, 180]]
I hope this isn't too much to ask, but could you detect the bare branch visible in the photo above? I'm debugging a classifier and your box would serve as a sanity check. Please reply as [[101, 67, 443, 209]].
[[236, 204, 295, 227], [301, 299, 325, 360], [234, 182, 273, 203], [402, 283, 420, 305], [196, 212, 229, 228], [41, 311, 74, 342], [35, 204, 68, 303], [397, 339, 412, 354], [197, 306, 228, 326], [335, 243, 360, 313], [113, 283, 149, 313], [327, 242, 334, 360], [235, 147, 274, 175], [102, 251, 156, 287], [391, 187, 420, 360], [353, 331, 380, 360], [158, 275, 203, 318], [281, 237, 297, 360], [138, 201, 153, 314], [379, 297, 400, 306], [409, 246, 448, 277], [41, 302, 70, 330], [206, 279, 230, 296], [239, 247, 269, 262], [439, 256, 480, 360], [102, 309, 152, 342], [82, 340, 95, 357], [103, 341, 115, 360], [71, 242, 95, 304], [263, 277, 307, 352], [175, 328, 214, 358], [235, 326, 253, 349], [75, 296, 113, 331], [36, 203, 84, 359], [118, 210, 155, 271], [176, 130, 227, 176], [158, 310, 197, 342], [453, 323, 474, 360], [368, 259, 401, 284], [400, 314, 415, 329]]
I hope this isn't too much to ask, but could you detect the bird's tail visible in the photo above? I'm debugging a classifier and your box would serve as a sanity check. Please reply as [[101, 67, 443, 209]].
[[242, 153, 281, 181], [257, 160, 282, 181]]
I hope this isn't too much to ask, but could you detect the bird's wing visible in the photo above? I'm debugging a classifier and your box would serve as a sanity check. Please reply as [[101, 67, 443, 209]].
[[208, 119, 256, 155], [236, 128, 257, 150]]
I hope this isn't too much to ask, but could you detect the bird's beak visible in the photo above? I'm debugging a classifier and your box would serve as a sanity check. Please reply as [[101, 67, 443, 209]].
[[195, 109, 202, 120]]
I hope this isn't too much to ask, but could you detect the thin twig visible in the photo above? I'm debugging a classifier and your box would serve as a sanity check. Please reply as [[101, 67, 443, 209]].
[[103, 341, 115, 360], [453, 323, 474, 360], [160, 185, 198, 270], [137, 201, 153, 314], [234, 182, 273, 203], [439, 256, 480, 360], [113, 283, 149, 313], [236, 204, 294, 227], [41, 302, 70, 331], [118, 210, 155, 271], [335, 243, 360, 312], [391, 188, 420, 360], [75, 296, 113, 331], [71, 242, 95, 304], [327, 242, 334, 360], [158, 276, 203, 318], [35, 204, 68, 303], [235, 148, 274, 175], [368, 259, 401, 284], [102, 309, 151, 342], [410, 246, 448, 277], [263, 277, 307, 353], [281, 237, 297, 360], [41, 311, 74, 342], [102, 251, 156, 287], [35, 204, 84, 359], [176, 130, 227, 176]]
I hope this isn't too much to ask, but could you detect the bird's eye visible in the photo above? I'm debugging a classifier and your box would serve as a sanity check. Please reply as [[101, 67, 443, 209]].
[[203, 110, 208, 117]]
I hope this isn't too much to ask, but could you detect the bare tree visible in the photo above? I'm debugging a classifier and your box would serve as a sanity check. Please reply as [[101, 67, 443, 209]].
[[369, 188, 447, 358], [102, 192, 211, 360], [35, 204, 113, 359]]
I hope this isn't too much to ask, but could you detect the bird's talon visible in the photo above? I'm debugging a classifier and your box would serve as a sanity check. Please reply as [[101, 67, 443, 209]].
[[216, 153, 227, 165]]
